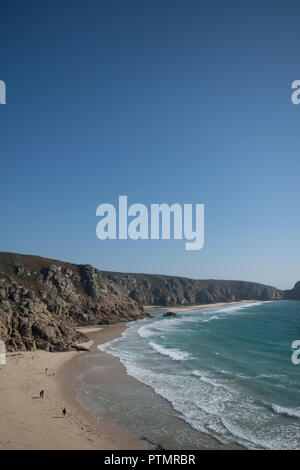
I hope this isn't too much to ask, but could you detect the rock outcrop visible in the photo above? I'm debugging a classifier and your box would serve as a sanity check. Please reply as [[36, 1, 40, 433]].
[[284, 281, 300, 300], [0, 277, 86, 352], [0, 252, 296, 353], [104, 272, 283, 306], [0, 253, 145, 352], [163, 312, 177, 317]]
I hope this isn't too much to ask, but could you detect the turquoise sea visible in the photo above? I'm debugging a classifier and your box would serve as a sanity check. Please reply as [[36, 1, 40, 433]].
[[82, 301, 300, 449]]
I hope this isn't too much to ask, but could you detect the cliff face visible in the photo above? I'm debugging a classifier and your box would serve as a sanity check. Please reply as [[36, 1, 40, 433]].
[[284, 281, 300, 300], [104, 272, 283, 306], [0, 277, 87, 352], [0, 253, 145, 352], [0, 252, 292, 353]]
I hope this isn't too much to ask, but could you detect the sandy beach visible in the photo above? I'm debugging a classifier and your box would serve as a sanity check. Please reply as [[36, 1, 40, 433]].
[[0, 302, 251, 450], [144, 300, 258, 313], [0, 324, 150, 450]]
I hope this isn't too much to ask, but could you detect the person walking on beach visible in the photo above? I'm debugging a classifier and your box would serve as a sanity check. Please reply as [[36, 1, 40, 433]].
[[40, 390, 44, 399], [62, 407, 67, 417], [52, 370, 55, 376]]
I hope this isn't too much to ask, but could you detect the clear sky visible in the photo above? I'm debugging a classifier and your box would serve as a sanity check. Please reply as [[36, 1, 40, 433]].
[[0, 0, 299, 289]]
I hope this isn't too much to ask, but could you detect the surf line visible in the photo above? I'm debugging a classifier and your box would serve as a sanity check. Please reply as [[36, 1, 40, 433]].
[[96, 196, 204, 251]]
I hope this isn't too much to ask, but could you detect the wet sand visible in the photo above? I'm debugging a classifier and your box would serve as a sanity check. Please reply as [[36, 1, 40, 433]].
[[0, 307, 246, 450], [144, 300, 259, 313], [60, 324, 152, 450], [69, 326, 242, 450], [0, 324, 150, 450]]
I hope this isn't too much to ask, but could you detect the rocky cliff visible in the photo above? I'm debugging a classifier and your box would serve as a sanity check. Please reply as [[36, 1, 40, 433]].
[[104, 271, 283, 306], [284, 281, 300, 300], [0, 253, 145, 352], [0, 252, 294, 353]]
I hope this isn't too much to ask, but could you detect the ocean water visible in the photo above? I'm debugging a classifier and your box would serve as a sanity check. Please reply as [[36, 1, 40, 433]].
[[96, 301, 300, 449]]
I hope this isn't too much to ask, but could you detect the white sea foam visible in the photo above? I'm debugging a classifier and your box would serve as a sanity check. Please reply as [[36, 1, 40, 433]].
[[270, 404, 300, 419], [216, 302, 264, 313], [97, 325, 131, 351], [137, 325, 153, 338], [98, 302, 300, 450], [149, 342, 191, 360], [192, 370, 224, 387], [104, 338, 300, 449], [202, 315, 220, 322], [259, 373, 285, 379], [220, 413, 300, 450]]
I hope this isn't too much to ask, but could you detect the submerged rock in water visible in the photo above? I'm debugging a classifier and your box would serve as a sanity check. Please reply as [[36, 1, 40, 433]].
[[163, 311, 177, 317]]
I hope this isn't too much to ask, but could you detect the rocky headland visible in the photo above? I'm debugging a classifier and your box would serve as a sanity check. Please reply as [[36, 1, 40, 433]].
[[104, 271, 283, 306], [0, 252, 297, 352], [0, 253, 145, 352], [283, 281, 300, 300]]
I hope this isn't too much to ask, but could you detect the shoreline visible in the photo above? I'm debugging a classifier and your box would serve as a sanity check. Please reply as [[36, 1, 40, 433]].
[[144, 299, 261, 313], [0, 300, 254, 450], [60, 324, 153, 450], [71, 325, 235, 450], [0, 324, 151, 450]]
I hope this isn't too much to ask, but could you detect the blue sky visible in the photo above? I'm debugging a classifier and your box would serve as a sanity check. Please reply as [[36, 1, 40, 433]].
[[0, 0, 299, 289]]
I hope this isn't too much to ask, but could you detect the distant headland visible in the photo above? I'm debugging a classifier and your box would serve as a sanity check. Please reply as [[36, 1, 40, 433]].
[[0, 251, 298, 352]]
